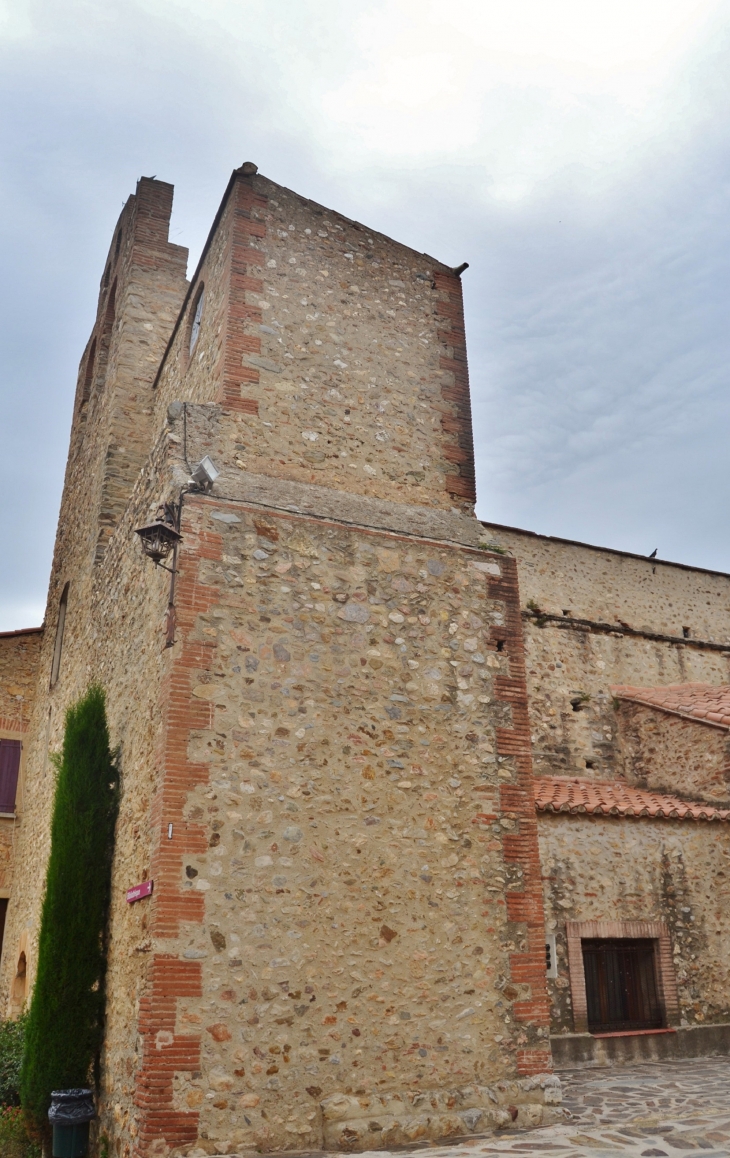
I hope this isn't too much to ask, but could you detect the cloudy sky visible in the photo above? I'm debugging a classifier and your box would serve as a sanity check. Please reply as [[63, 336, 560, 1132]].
[[1, 0, 730, 629]]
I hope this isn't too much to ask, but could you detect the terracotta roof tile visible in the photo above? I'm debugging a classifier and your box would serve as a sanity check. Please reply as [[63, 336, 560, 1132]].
[[611, 682, 730, 729], [534, 776, 730, 822]]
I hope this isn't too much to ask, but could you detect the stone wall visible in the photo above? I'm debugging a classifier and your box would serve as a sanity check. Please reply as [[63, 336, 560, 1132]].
[[127, 497, 548, 1154], [1, 164, 557, 1158], [0, 628, 43, 734], [615, 701, 730, 803], [0, 177, 188, 1014], [152, 168, 476, 510], [480, 523, 730, 640], [100, 395, 552, 1155], [480, 523, 730, 786], [539, 813, 730, 1033], [0, 628, 43, 928]]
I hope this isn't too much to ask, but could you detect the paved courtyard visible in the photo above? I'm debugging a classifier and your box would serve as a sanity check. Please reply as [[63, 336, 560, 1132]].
[[357, 1057, 730, 1157]]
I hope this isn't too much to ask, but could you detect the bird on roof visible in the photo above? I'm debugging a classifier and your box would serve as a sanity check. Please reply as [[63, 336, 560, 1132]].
[[648, 548, 657, 559]]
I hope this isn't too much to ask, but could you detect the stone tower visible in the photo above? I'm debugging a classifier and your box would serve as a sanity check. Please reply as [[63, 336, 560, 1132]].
[[3, 166, 556, 1156]]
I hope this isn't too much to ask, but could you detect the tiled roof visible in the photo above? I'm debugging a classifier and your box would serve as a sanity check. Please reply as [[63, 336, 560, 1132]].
[[534, 776, 730, 822], [611, 682, 730, 729]]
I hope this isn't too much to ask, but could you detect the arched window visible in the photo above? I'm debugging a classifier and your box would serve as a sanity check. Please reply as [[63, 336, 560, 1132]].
[[189, 284, 204, 356], [50, 582, 69, 688]]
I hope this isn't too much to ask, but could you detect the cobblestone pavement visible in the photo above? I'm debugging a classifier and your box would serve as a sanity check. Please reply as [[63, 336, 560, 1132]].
[[358, 1057, 730, 1157]]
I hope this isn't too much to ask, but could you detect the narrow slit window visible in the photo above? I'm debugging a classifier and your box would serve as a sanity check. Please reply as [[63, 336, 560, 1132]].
[[82, 338, 96, 405], [0, 898, 7, 967], [189, 286, 204, 355], [50, 582, 69, 687]]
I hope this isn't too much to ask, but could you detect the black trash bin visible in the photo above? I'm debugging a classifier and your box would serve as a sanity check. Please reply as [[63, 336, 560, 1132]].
[[48, 1089, 96, 1158]]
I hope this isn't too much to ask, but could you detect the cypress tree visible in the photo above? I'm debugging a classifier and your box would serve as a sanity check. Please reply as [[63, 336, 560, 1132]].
[[20, 685, 119, 1131]]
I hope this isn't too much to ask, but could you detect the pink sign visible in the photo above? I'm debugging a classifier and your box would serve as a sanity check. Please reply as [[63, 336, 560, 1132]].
[[126, 880, 154, 904]]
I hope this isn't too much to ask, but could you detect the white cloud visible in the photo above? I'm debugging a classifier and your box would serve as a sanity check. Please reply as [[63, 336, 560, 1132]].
[[2, 0, 730, 629]]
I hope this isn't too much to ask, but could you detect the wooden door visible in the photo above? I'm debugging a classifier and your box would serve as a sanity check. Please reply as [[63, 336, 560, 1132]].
[[582, 938, 663, 1033]]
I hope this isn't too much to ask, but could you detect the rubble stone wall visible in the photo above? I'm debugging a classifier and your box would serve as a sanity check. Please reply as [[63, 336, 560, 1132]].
[[118, 416, 552, 1154], [153, 170, 476, 510], [0, 178, 188, 1012], [615, 701, 730, 803], [480, 523, 730, 790], [0, 628, 43, 909], [539, 813, 730, 1033], [0, 629, 42, 734], [2, 165, 556, 1158]]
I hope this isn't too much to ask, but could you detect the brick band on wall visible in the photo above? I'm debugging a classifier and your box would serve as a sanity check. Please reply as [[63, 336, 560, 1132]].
[[433, 271, 476, 505]]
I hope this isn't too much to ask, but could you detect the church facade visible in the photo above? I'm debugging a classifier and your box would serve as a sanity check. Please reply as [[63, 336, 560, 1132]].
[[1, 165, 730, 1156]]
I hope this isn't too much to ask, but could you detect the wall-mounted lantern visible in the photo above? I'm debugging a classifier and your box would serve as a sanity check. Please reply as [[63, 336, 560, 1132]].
[[134, 502, 182, 648], [134, 518, 181, 569]]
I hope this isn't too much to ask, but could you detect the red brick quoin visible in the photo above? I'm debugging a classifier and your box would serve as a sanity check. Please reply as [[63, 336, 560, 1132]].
[[132, 504, 222, 1156], [220, 170, 268, 416], [434, 270, 476, 506], [474, 556, 551, 1076]]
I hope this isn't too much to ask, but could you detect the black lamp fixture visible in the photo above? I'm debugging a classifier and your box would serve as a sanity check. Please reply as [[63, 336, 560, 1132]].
[[135, 509, 181, 570]]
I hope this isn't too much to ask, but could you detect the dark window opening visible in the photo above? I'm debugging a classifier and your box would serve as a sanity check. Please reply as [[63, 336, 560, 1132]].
[[103, 281, 117, 336], [0, 899, 7, 968], [585, 759, 595, 768], [682, 626, 690, 638], [496, 639, 505, 652], [0, 741, 21, 814], [95, 281, 117, 391], [583, 938, 663, 1033], [81, 338, 96, 406], [189, 284, 205, 356], [50, 582, 69, 687]]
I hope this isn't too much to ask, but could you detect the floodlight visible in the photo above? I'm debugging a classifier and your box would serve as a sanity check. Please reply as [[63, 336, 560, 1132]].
[[191, 455, 220, 489]]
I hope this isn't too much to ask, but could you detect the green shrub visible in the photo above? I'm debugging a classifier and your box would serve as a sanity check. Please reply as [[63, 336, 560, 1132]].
[[0, 1105, 41, 1157], [0, 1013, 26, 1106], [20, 685, 119, 1133]]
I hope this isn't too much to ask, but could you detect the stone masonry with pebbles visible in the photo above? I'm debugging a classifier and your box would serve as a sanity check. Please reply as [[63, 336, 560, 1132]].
[[151, 170, 475, 511], [0, 166, 554, 1158], [0, 174, 189, 1052], [613, 697, 730, 803], [0, 629, 42, 911], [480, 522, 730, 1052], [479, 522, 730, 787], [8, 162, 730, 1154], [131, 496, 554, 1154], [539, 814, 730, 1034], [0, 628, 42, 735]]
